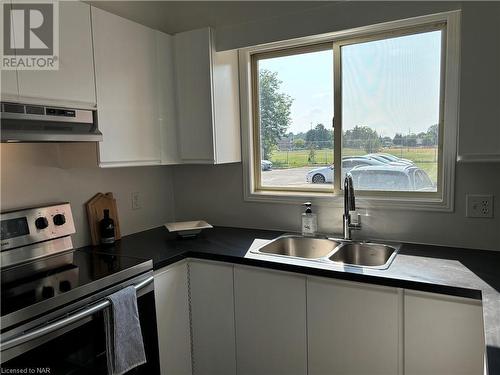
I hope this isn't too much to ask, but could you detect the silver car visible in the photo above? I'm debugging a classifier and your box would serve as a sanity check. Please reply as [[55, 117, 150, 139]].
[[365, 153, 414, 165], [349, 165, 434, 191], [261, 160, 273, 171]]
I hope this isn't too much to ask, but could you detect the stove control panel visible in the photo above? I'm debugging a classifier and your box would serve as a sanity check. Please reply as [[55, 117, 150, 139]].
[[0, 203, 75, 251]]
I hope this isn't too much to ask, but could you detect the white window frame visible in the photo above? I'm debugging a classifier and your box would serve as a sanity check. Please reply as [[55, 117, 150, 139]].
[[239, 10, 460, 211]]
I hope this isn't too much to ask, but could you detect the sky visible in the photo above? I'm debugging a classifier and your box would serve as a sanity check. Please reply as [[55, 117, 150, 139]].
[[258, 30, 442, 138]]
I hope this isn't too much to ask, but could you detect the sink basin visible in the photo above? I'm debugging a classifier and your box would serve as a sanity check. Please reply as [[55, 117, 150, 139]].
[[257, 236, 341, 259], [329, 242, 397, 268]]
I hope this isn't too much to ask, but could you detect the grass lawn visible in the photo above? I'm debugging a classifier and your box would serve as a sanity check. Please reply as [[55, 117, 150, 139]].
[[270, 147, 438, 182]]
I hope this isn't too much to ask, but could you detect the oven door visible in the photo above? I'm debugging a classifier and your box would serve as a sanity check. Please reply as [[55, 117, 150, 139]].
[[1, 273, 160, 375]]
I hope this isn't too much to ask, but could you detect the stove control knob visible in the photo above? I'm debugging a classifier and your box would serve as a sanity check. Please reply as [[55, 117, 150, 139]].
[[42, 286, 55, 299], [35, 217, 49, 230], [59, 280, 71, 292], [53, 214, 66, 226]]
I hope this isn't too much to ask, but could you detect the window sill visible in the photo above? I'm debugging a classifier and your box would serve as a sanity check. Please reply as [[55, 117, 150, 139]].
[[244, 189, 453, 212]]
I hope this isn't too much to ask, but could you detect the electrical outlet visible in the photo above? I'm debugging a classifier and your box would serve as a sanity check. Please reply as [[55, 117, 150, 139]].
[[466, 194, 494, 218], [131, 192, 142, 210]]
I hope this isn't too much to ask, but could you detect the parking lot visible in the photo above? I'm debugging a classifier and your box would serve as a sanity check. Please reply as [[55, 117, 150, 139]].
[[261, 166, 327, 187]]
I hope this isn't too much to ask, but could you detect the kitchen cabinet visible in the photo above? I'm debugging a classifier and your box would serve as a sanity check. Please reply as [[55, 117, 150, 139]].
[[1, 71, 18, 100], [233, 266, 307, 375], [189, 260, 236, 375], [92, 6, 161, 167], [156, 31, 181, 165], [154, 262, 192, 375], [307, 276, 400, 375], [404, 290, 484, 375], [16, 1, 96, 108], [174, 28, 241, 164], [1, 1, 18, 100]]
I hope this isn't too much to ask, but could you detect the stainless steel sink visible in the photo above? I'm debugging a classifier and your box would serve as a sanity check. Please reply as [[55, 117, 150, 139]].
[[252, 235, 399, 269], [257, 236, 341, 259], [329, 242, 397, 268]]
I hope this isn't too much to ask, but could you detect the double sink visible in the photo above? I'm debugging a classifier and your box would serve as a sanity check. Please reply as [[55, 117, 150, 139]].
[[251, 235, 399, 270]]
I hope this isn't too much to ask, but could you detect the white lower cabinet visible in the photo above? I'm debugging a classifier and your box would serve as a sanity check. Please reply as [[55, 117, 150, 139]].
[[189, 260, 236, 375], [153, 261, 485, 375], [404, 290, 484, 375], [233, 266, 308, 375], [307, 276, 400, 375], [154, 262, 192, 375]]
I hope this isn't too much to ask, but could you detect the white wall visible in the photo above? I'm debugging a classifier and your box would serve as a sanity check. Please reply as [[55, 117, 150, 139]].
[[0, 143, 175, 248], [172, 2, 500, 251]]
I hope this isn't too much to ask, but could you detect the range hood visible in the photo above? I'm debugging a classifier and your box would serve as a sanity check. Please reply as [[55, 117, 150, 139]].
[[1, 102, 102, 143]]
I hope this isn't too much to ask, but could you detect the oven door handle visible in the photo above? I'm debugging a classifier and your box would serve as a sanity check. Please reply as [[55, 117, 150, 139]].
[[1, 275, 154, 351]]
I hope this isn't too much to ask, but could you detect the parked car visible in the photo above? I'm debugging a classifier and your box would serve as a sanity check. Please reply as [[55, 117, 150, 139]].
[[306, 157, 385, 184], [365, 153, 414, 165], [349, 165, 434, 191], [261, 160, 273, 171]]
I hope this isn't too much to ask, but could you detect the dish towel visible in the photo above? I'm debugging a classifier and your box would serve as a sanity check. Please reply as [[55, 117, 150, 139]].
[[104, 286, 147, 375]]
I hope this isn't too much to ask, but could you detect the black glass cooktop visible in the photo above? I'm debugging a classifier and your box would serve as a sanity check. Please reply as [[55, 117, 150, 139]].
[[1, 250, 151, 323]]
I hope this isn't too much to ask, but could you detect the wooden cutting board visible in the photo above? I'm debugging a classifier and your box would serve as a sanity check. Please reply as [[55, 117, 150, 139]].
[[86, 192, 121, 246]]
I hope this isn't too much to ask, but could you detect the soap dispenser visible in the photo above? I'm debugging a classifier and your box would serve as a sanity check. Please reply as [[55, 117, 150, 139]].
[[301, 202, 317, 237]]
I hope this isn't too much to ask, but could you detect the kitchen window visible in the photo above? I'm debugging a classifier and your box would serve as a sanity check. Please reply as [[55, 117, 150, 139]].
[[240, 11, 460, 211]]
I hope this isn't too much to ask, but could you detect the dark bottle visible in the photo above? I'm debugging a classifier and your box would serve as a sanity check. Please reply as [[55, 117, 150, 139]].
[[99, 209, 115, 246]]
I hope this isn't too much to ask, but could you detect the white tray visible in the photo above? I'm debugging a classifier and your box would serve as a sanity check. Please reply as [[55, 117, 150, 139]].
[[164, 220, 213, 238]]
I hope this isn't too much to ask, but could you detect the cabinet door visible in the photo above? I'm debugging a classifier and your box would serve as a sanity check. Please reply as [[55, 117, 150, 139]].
[[0, 1, 18, 100], [307, 277, 400, 375], [174, 28, 215, 163], [17, 2, 95, 107], [156, 31, 180, 165], [154, 262, 192, 375], [234, 266, 307, 375], [92, 7, 161, 167], [189, 260, 236, 375], [1, 71, 18, 100], [405, 290, 484, 375]]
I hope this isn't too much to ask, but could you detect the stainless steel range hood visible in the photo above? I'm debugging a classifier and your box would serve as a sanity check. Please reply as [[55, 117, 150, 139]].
[[1, 102, 102, 142]]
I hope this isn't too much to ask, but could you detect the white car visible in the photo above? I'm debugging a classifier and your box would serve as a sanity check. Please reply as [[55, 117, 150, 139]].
[[306, 158, 385, 184], [261, 160, 273, 171]]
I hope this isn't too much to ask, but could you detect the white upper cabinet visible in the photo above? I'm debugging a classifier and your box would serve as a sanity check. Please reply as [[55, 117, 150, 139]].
[[17, 1, 96, 107], [92, 6, 161, 167], [156, 31, 181, 165], [1, 71, 18, 100], [307, 277, 400, 375], [1, 1, 19, 100], [174, 27, 241, 164]]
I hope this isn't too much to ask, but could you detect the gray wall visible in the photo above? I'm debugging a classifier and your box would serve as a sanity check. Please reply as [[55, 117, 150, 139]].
[[173, 2, 500, 251], [0, 143, 176, 248]]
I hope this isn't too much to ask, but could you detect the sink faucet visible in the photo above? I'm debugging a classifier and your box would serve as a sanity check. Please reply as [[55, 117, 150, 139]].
[[343, 174, 361, 240]]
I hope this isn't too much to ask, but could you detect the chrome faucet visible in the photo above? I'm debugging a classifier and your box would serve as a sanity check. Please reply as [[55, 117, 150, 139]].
[[343, 174, 361, 240]]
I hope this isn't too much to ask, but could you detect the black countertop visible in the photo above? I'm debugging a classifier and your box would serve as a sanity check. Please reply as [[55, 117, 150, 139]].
[[81, 226, 500, 374]]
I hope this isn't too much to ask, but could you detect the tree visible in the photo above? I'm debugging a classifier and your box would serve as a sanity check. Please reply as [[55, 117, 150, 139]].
[[393, 133, 403, 146], [364, 137, 382, 153], [305, 124, 333, 149], [259, 69, 293, 159], [293, 138, 306, 149], [343, 125, 381, 152]]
